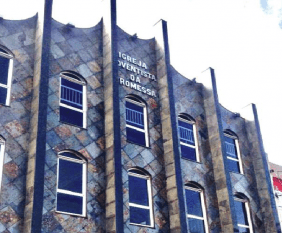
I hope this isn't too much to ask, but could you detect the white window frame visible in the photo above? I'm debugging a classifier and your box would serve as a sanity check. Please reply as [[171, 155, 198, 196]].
[[0, 136, 6, 192], [0, 48, 13, 106], [125, 97, 149, 147], [185, 185, 209, 233], [56, 152, 87, 217], [178, 116, 200, 162], [128, 169, 154, 228], [234, 196, 253, 233], [224, 132, 244, 174], [59, 72, 87, 128]]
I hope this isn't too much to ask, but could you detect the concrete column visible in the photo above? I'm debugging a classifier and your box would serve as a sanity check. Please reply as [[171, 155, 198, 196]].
[[154, 20, 188, 232], [198, 68, 238, 232], [241, 104, 281, 233], [23, 0, 53, 232], [102, 0, 123, 232]]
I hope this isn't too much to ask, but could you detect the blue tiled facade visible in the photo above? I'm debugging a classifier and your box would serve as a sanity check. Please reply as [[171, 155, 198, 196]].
[[0, 0, 280, 232]]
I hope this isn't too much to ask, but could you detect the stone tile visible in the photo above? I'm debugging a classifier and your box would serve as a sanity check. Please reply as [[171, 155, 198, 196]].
[[85, 142, 101, 159], [76, 64, 92, 78], [67, 38, 84, 51], [75, 130, 92, 147], [50, 44, 65, 59], [4, 120, 26, 138], [46, 130, 63, 148], [140, 149, 155, 164]]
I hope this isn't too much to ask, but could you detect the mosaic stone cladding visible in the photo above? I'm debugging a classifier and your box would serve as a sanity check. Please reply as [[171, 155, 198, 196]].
[[0, 16, 36, 232], [172, 68, 221, 232], [0, 0, 280, 232], [41, 19, 105, 233], [117, 27, 170, 232]]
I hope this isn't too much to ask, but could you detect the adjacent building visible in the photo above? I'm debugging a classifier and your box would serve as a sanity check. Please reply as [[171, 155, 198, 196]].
[[0, 0, 280, 232], [269, 162, 282, 229]]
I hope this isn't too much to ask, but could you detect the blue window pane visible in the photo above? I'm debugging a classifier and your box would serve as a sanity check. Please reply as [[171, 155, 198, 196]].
[[58, 159, 83, 193], [238, 227, 250, 233], [61, 78, 83, 110], [0, 56, 9, 85], [57, 193, 83, 215], [129, 175, 148, 206], [126, 101, 144, 129], [130, 206, 150, 225], [228, 159, 240, 173], [185, 189, 203, 217], [188, 218, 205, 233], [234, 201, 249, 226], [126, 127, 146, 146], [178, 120, 195, 146], [0, 86, 7, 105], [181, 144, 196, 161], [224, 136, 238, 159], [60, 106, 83, 127]]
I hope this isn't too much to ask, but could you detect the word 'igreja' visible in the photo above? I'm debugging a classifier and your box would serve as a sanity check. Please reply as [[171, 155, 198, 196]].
[[118, 52, 156, 81]]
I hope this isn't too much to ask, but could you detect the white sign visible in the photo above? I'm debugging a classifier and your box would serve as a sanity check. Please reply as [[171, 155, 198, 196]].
[[118, 52, 157, 97]]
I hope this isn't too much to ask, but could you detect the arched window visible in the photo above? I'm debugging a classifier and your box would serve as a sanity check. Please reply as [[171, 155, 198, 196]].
[[125, 95, 149, 147], [128, 168, 154, 227], [185, 183, 208, 233], [56, 151, 87, 216], [60, 71, 87, 128], [0, 45, 14, 106], [178, 114, 199, 161], [224, 130, 243, 174], [0, 136, 6, 191], [234, 194, 253, 233]]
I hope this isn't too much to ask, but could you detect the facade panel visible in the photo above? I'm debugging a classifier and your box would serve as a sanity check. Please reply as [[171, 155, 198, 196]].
[[0, 1, 280, 232]]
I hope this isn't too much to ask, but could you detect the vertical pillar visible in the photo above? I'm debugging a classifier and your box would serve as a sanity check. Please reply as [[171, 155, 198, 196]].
[[102, 0, 123, 232], [155, 20, 188, 232], [23, 0, 53, 232], [241, 104, 281, 233], [197, 68, 238, 232]]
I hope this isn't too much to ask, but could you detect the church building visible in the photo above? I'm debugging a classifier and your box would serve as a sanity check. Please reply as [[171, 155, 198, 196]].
[[0, 0, 280, 232]]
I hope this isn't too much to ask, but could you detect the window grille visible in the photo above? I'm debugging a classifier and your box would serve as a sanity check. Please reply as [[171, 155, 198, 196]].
[[125, 96, 148, 147], [61, 84, 83, 108], [178, 115, 199, 161], [59, 71, 87, 128], [224, 131, 243, 174]]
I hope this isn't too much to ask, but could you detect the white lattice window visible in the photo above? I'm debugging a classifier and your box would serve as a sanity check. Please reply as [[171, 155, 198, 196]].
[[125, 95, 149, 147], [56, 151, 87, 216], [224, 130, 243, 174], [60, 71, 87, 128], [178, 114, 199, 162], [185, 183, 208, 233], [0, 45, 13, 106], [234, 194, 253, 233], [128, 168, 154, 227]]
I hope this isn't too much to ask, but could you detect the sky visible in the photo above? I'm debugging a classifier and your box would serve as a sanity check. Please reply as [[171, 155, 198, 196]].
[[1, 0, 282, 165]]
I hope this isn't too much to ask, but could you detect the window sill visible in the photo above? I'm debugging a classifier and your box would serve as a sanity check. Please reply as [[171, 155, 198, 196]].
[[59, 121, 87, 130], [55, 210, 87, 218], [229, 171, 244, 175], [181, 157, 201, 164], [126, 140, 150, 149], [129, 222, 155, 228]]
